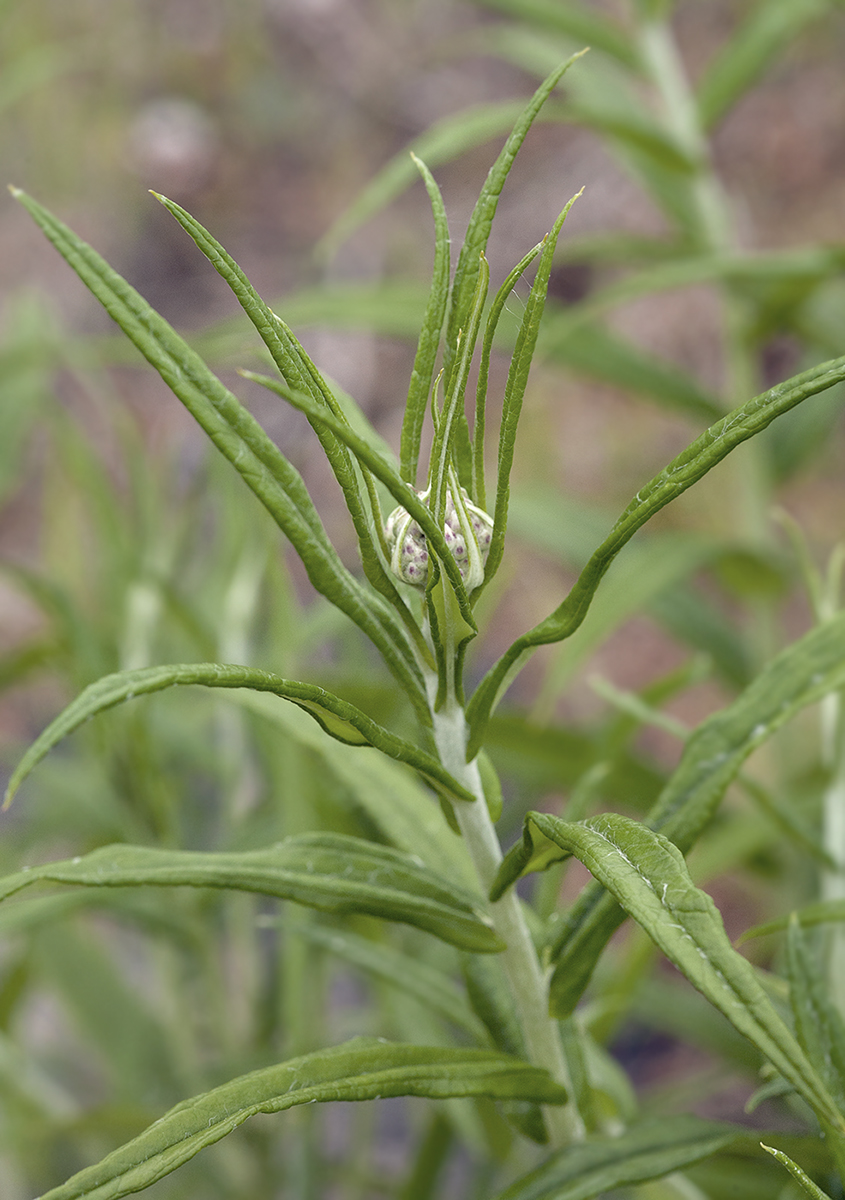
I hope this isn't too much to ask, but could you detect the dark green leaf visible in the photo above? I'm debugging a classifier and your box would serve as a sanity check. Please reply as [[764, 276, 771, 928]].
[[37, 1039, 567, 1200]]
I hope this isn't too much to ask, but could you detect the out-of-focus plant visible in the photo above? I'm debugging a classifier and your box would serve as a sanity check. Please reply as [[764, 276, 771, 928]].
[[2, 2, 845, 1197]]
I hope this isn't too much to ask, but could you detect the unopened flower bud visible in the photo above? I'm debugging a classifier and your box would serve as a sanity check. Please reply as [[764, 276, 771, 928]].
[[384, 488, 493, 590]]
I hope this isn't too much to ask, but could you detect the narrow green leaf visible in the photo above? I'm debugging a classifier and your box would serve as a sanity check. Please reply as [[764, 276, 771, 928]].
[[153, 192, 409, 622], [241, 370, 476, 627], [4, 662, 475, 808], [547, 611, 845, 1013], [445, 54, 586, 377], [482, 193, 581, 591], [467, 354, 845, 756], [286, 920, 487, 1041], [786, 918, 845, 1114], [473, 240, 544, 509], [497, 1115, 740, 1200], [401, 155, 451, 487], [697, 0, 830, 130], [506, 812, 845, 1131], [36, 1038, 567, 1200], [10, 188, 428, 717], [760, 1144, 835, 1200], [0, 836, 503, 953]]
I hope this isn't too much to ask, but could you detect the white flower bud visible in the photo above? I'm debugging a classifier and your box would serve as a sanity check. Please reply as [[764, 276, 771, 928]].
[[385, 487, 493, 590]]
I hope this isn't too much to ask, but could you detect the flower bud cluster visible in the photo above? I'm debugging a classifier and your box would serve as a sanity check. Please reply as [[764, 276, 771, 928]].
[[385, 487, 493, 590]]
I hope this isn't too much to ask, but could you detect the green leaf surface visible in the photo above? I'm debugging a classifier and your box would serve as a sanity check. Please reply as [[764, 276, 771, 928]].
[[547, 611, 845, 1012], [787, 919, 845, 1115], [743, 900, 845, 942], [36, 1039, 567, 1200], [401, 155, 451, 487], [502, 812, 844, 1131], [10, 188, 427, 718], [287, 920, 487, 1041], [473, 0, 640, 68], [467, 353, 845, 756], [4, 662, 474, 807], [497, 1114, 740, 1200], [0, 836, 502, 953], [760, 1143, 835, 1200], [446, 54, 585, 376]]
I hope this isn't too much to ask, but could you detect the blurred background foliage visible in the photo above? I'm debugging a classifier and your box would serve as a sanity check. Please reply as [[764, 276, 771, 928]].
[[2, 1, 845, 1197]]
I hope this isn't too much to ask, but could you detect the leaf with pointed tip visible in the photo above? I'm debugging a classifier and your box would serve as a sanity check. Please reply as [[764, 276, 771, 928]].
[[35, 1038, 567, 1200], [497, 1114, 741, 1200], [545, 610, 845, 1014], [401, 156, 451, 488], [467, 354, 845, 756], [445, 54, 586, 376], [4, 662, 475, 809], [499, 812, 845, 1131], [0, 835, 503, 952], [10, 188, 427, 716], [760, 1144, 835, 1200]]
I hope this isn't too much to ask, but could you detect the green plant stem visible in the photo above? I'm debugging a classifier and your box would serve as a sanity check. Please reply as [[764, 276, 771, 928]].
[[429, 693, 583, 1146]]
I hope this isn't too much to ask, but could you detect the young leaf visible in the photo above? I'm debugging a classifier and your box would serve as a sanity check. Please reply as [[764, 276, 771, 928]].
[[445, 53, 586, 377], [10, 188, 428, 718], [3, 662, 476, 808], [497, 1114, 741, 1200], [467, 353, 845, 756], [498, 812, 845, 1132], [35, 1038, 567, 1200], [760, 1144, 835, 1200], [401, 155, 451, 487], [152, 192, 409, 619], [0, 836, 503, 953], [547, 610, 845, 1012], [482, 192, 582, 591]]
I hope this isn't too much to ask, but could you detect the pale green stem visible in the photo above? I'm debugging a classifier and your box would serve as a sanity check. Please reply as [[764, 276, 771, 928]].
[[429, 690, 583, 1145]]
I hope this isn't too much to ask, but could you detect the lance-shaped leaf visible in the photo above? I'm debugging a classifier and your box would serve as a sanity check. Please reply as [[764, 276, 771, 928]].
[[242, 370, 477, 629], [760, 1144, 836, 1200], [497, 1114, 741, 1200], [482, 192, 582, 591], [35, 1038, 567, 1200], [546, 610, 845, 1013], [466, 353, 845, 756], [494, 812, 845, 1132], [3, 662, 476, 809], [445, 53, 586, 376], [401, 155, 451, 487], [11, 188, 428, 718], [0, 835, 503, 952], [152, 192, 413, 623]]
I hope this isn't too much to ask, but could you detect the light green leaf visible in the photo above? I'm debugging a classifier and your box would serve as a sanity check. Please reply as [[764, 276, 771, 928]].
[[547, 611, 845, 1013], [786, 919, 845, 1115], [760, 1143, 835, 1200], [36, 1038, 567, 1200], [446, 54, 586, 377], [697, 0, 830, 130], [10, 187, 428, 717], [3, 662, 475, 808], [467, 353, 845, 756], [497, 1114, 740, 1200], [502, 812, 845, 1131], [401, 155, 451, 488], [0, 836, 503, 953], [286, 920, 487, 1041], [482, 193, 581, 590]]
